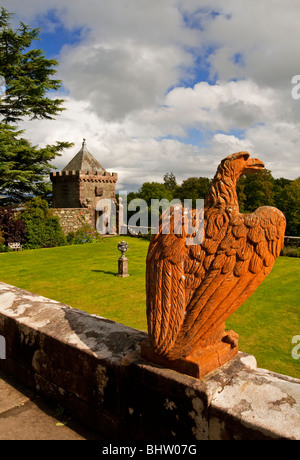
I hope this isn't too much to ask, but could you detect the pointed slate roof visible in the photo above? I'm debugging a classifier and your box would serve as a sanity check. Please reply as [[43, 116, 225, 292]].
[[62, 139, 106, 174]]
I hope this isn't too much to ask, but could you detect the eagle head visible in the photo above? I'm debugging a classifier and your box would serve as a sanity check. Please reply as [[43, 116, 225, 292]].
[[218, 151, 265, 182]]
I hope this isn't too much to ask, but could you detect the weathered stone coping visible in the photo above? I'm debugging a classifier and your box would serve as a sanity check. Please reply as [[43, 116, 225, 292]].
[[0, 281, 299, 440]]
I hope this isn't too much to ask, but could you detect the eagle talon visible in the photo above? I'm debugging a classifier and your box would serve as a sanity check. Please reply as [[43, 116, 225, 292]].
[[222, 330, 239, 349]]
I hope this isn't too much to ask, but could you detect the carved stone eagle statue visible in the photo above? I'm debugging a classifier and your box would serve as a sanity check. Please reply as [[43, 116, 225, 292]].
[[142, 152, 286, 378]]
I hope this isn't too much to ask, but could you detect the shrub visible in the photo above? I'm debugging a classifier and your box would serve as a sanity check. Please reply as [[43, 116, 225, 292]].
[[21, 197, 66, 249], [43, 216, 67, 248], [281, 246, 300, 258], [66, 231, 75, 245], [0, 227, 4, 245], [0, 207, 26, 244], [0, 227, 7, 252], [67, 224, 103, 245]]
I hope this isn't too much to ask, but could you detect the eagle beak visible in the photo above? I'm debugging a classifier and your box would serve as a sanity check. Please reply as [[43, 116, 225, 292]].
[[244, 157, 265, 174]]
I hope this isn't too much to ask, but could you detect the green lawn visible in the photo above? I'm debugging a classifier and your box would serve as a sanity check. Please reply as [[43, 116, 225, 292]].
[[0, 237, 149, 331], [0, 237, 299, 379]]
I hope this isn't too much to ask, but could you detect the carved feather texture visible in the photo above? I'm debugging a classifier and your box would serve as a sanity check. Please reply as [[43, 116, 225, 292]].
[[146, 153, 286, 359]]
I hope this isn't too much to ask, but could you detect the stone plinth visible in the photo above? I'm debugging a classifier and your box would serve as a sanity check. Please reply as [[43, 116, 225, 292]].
[[116, 257, 130, 277], [141, 339, 238, 379]]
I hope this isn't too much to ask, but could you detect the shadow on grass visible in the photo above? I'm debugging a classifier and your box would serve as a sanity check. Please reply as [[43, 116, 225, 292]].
[[91, 269, 116, 276]]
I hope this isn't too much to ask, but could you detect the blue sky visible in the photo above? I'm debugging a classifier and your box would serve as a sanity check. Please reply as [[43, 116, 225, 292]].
[[39, 19, 84, 60], [1, 0, 300, 190]]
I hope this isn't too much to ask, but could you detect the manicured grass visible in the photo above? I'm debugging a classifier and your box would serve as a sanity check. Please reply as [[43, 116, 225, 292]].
[[0, 237, 149, 331], [226, 256, 300, 379], [0, 238, 299, 379]]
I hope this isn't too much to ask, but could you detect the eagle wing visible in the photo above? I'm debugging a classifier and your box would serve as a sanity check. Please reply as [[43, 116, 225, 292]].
[[169, 206, 286, 358], [146, 205, 205, 356]]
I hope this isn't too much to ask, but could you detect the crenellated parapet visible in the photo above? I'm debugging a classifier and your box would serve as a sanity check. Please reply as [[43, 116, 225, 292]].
[[50, 170, 118, 183]]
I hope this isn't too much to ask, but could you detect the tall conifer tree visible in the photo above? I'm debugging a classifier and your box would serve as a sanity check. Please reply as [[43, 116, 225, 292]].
[[0, 7, 72, 205]]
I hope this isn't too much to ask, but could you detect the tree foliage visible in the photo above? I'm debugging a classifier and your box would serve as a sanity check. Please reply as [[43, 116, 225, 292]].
[[174, 176, 212, 207], [136, 181, 173, 206], [126, 182, 174, 228], [282, 178, 300, 236], [163, 172, 177, 193], [0, 7, 64, 123], [0, 123, 71, 205], [237, 169, 275, 213], [127, 170, 300, 237], [0, 7, 73, 206]]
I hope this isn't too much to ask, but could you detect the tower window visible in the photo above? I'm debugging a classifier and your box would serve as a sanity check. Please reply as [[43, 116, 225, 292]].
[[95, 187, 104, 196]]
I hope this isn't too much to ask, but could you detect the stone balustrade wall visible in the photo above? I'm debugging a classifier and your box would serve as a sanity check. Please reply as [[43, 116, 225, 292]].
[[0, 282, 299, 440]]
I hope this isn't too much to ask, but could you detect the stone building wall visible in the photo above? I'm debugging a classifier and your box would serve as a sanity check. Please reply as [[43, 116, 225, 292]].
[[50, 171, 118, 210], [51, 208, 94, 234], [51, 172, 81, 208], [80, 172, 117, 207]]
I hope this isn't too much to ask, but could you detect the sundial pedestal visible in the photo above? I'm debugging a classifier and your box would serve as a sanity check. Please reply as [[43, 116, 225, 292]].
[[116, 256, 130, 278], [116, 240, 130, 277]]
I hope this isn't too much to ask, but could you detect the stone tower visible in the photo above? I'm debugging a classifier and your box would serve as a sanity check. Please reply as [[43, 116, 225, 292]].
[[50, 139, 118, 233]]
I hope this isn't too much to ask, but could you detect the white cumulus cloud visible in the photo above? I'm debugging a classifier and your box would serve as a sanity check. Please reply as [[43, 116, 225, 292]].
[[1, 0, 300, 187]]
